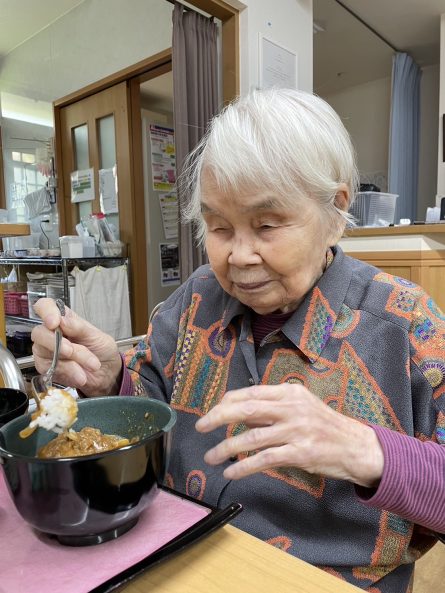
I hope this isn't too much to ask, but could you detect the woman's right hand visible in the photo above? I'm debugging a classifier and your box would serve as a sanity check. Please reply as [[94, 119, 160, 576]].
[[31, 298, 123, 396]]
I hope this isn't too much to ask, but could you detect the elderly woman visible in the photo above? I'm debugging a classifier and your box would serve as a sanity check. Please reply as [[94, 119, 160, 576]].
[[32, 88, 444, 592]]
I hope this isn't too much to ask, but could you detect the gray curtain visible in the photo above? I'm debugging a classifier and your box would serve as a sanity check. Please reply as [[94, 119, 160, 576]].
[[388, 52, 422, 223], [172, 3, 218, 281]]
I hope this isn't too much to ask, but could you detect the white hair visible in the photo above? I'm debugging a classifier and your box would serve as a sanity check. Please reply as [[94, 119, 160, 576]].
[[180, 87, 359, 245]]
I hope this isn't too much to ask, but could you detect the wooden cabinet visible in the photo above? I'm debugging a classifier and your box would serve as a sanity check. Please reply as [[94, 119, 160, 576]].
[[349, 250, 445, 311], [342, 224, 445, 313]]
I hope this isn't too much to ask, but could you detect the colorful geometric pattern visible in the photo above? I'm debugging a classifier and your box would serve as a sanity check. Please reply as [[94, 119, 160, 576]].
[[170, 294, 236, 415], [353, 511, 413, 584], [230, 340, 404, 496], [300, 288, 336, 360], [331, 304, 360, 338], [374, 273, 424, 320], [186, 470, 206, 500], [263, 343, 403, 430], [122, 256, 444, 593]]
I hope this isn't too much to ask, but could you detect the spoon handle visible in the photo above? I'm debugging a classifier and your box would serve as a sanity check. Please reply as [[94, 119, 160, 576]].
[[56, 298, 66, 317], [43, 299, 66, 387], [44, 328, 62, 387]]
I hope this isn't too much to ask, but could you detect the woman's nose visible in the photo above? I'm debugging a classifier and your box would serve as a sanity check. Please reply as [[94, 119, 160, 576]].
[[228, 234, 262, 266]]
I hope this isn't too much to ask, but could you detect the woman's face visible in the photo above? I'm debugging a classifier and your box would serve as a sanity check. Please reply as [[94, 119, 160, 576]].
[[202, 184, 344, 315]]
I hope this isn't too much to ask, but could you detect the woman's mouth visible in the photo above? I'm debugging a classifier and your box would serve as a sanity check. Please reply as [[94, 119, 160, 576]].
[[234, 281, 270, 291]]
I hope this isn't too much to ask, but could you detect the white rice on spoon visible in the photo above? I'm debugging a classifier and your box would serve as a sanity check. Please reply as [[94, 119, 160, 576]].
[[28, 387, 78, 434]]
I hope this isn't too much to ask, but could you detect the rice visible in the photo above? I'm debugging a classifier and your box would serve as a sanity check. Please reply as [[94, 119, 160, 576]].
[[29, 387, 78, 434]]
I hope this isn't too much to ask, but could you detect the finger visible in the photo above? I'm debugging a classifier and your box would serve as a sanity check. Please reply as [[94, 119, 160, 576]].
[[66, 342, 101, 372], [32, 325, 74, 359], [32, 327, 101, 372], [222, 445, 294, 480], [58, 308, 104, 343], [33, 298, 67, 330], [223, 384, 291, 404], [33, 298, 101, 347], [204, 424, 288, 465], [41, 359, 88, 388], [196, 399, 284, 433]]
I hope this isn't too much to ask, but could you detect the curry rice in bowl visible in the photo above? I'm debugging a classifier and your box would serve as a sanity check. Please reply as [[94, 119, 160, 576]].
[[0, 396, 177, 546]]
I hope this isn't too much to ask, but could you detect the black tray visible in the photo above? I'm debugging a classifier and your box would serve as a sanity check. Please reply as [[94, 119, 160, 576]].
[[89, 487, 243, 593]]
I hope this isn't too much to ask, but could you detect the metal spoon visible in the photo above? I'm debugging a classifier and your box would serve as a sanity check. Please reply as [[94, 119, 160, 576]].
[[31, 299, 65, 408]]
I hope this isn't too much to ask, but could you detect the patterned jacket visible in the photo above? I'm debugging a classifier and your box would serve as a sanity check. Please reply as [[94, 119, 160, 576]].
[[123, 246, 445, 592]]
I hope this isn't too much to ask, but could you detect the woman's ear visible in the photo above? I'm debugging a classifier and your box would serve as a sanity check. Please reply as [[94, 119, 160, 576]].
[[334, 184, 350, 212]]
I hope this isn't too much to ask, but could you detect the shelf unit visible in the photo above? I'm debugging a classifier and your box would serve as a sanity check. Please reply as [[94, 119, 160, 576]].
[[0, 257, 130, 326]]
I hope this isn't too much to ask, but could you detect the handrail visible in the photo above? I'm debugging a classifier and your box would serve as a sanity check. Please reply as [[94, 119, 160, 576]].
[[16, 334, 146, 370]]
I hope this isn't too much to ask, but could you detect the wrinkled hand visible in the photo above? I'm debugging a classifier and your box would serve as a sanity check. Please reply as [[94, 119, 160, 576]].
[[31, 298, 122, 396], [195, 384, 384, 488]]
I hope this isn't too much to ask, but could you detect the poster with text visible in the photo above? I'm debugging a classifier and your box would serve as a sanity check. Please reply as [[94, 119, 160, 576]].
[[149, 125, 176, 191], [159, 192, 178, 239], [71, 168, 94, 203], [159, 242, 180, 286]]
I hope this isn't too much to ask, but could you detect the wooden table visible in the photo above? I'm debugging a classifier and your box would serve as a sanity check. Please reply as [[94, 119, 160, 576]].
[[121, 524, 362, 593]]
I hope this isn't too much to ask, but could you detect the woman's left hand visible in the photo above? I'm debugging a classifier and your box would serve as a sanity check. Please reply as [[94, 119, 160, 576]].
[[195, 384, 384, 488]]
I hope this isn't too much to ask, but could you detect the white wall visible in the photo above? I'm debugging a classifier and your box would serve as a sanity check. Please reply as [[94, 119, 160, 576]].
[[234, 0, 313, 93], [418, 64, 439, 218], [323, 77, 391, 189], [437, 14, 445, 201], [323, 64, 439, 221]]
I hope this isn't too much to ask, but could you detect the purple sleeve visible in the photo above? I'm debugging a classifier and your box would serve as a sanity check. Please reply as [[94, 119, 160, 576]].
[[118, 357, 135, 396], [356, 425, 445, 533]]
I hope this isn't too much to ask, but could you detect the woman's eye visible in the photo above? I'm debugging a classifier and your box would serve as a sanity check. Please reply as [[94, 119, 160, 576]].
[[210, 226, 229, 232]]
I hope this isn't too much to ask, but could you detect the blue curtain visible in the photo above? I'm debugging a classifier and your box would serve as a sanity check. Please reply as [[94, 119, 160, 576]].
[[388, 53, 421, 223]]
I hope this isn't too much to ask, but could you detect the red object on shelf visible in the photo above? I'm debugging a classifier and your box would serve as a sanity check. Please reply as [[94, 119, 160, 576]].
[[19, 295, 29, 318], [4, 292, 24, 315]]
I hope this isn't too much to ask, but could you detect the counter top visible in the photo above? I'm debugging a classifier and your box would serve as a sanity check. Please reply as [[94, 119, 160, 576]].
[[340, 224, 445, 254], [345, 224, 445, 237]]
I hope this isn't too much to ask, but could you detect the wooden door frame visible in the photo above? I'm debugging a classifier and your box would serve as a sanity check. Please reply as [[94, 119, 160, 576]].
[[53, 0, 240, 334]]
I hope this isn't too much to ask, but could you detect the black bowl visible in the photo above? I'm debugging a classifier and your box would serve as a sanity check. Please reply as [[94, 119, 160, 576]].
[[0, 388, 28, 427], [0, 396, 176, 546]]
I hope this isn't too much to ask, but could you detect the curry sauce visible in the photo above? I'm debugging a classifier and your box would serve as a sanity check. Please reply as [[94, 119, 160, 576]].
[[38, 426, 131, 458]]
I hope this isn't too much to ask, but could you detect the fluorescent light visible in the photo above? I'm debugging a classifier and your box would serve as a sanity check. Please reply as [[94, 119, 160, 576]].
[[0, 92, 53, 127]]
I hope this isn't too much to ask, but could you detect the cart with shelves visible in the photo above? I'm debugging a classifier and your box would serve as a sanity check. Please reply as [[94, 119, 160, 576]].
[[0, 256, 130, 326]]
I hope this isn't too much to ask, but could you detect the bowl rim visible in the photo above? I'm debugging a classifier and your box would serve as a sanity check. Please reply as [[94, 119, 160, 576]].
[[0, 395, 176, 463], [0, 389, 29, 418]]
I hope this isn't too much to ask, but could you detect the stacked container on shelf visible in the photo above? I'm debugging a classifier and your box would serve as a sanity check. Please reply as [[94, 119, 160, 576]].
[[27, 280, 47, 320]]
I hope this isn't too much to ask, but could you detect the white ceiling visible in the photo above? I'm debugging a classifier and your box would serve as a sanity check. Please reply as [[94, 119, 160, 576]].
[[0, 0, 87, 58], [0, 0, 443, 99]]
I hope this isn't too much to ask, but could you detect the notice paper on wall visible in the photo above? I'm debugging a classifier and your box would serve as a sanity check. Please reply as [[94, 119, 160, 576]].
[[99, 166, 118, 214], [159, 242, 180, 286], [159, 192, 178, 239], [71, 168, 95, 203], [259, 34, 298, 90], [149, 125, 176, 191]]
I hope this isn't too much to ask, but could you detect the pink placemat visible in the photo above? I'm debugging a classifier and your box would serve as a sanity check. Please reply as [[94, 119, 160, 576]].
[[0, 471, 210, 593]]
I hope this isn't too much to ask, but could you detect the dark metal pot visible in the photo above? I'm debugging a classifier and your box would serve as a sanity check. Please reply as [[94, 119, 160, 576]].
[[0, 396, 176, 546], [0, 388, 29, 427]]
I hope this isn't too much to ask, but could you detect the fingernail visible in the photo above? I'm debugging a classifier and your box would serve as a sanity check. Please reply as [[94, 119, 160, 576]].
[[195, 417, 208, 432]]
